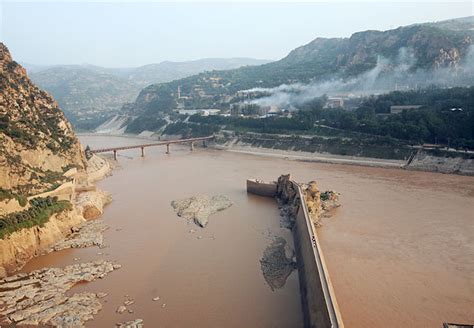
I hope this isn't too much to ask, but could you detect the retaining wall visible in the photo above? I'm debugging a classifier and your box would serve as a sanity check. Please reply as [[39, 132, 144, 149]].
[[406, 149, 474, 176]]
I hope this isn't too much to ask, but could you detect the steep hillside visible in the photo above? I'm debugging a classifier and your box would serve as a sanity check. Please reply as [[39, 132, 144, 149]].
[[126, 16, 474, 126], [0, 43, 85, 195], [0, 44, 115, 279], [30, 67, 141, 130]]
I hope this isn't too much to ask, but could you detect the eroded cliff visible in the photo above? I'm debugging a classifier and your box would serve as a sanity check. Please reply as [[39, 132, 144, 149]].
[[0, 43, 111, 277], [0, 43, 85, 195]]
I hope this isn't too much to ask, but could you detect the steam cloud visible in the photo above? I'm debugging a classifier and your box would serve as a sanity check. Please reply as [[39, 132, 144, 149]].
[[243, 46, 474, 108]]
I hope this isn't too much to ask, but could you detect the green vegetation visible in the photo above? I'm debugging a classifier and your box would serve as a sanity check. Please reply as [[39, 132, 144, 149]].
[[84, 145, 93, 160], [0, 188, 28, 207], [125, 116, 167, 134], [320, 191, 331, 201], [62, 164, 80, 172], [0, 114, 9, 131], [0, 197, 71, 239], [328, 87, 474, 149], [191, 87, 474, 150], [163, 122, 219, 138], [40, 170, 66, 186]]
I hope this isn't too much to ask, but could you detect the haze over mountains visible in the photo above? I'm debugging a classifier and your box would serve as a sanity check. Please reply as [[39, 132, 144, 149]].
[[24, 58, 271, 130], [20, 16, 474, 135]]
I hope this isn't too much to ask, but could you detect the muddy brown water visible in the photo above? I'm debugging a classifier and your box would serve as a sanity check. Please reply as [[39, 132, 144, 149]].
[[20, 135, 474, 328]]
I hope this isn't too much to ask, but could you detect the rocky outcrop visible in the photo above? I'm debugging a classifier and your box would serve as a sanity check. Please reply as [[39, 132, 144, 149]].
[[302, 181, 322, 225], [49, 219, 108, 252], [0, 198, 24, 217], [117, 319, 144, 328], [301, 182, 340, 227], [171, 195, 232, 227], [0, 43, 85, 195], [85, 154, 112, 184], [76, 190, 111, 220], [276, 174, 340, 227], [0, 260, 120, 327], [0, 42, 106, 275]]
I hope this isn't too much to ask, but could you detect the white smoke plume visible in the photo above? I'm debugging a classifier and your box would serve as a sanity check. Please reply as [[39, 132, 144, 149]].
[[243, 46, 474, 108]]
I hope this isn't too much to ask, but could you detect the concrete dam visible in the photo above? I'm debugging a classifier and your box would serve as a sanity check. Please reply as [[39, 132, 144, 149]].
[[247, 176, 344, 328]]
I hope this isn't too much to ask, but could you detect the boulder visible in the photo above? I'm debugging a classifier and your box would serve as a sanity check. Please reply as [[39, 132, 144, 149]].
[[171, 195, 232, 227]]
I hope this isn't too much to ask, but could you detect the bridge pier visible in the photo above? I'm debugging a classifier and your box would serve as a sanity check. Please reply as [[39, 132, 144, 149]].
[[190, 142, 194, 151], [166, 144, 170, 154], [113, 150, 117, 161], [141, 147, 145, 157], [202, 140, 207, 147]]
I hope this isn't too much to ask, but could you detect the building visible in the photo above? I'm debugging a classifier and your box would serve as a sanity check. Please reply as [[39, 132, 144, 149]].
[[325, 97, 345, 109], [390, 105, 422, 114], [177, 109, 220, 116], [231, 103, 281, 117]]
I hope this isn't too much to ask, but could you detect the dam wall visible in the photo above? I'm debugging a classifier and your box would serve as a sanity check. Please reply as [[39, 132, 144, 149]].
[[291, 182, 343, 328], [247, 179, 343, 328], [246, 179, 277, 197]]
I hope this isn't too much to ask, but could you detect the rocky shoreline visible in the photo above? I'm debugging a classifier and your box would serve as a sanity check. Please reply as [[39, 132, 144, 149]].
[[0, 260, 121, 327], [0, 154, 119, 326], [49, 219, 108, 252]]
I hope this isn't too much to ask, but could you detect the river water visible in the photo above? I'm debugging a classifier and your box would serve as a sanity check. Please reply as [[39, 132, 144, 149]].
[[20, 135, 474, 327]]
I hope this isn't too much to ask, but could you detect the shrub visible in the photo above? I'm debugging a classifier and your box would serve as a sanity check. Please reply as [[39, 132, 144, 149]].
[[0, 197, 71, 239]]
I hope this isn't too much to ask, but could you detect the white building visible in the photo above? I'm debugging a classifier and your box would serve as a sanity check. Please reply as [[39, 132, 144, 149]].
[[176, 109, 220, 116]]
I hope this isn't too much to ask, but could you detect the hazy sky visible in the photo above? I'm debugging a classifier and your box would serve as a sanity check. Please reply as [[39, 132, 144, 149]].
[[1, 1, 473, 67]]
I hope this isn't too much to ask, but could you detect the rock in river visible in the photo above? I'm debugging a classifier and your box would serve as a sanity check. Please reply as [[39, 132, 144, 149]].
[[171, 195, 232, 227], [260, 237, 297, 291], [116, 318, 144, 328]]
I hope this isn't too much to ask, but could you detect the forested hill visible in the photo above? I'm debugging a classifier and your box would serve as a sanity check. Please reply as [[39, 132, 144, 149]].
[[129, 16, 474, 117]]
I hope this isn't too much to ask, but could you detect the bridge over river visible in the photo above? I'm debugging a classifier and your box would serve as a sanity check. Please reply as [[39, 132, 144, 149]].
[[90, 136, 215, 160]]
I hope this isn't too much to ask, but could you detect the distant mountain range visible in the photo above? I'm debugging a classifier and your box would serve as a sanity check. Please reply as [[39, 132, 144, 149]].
[[25, 57, 272, 88], [25, 58, 271, 129], [26, 16, 474, 134]]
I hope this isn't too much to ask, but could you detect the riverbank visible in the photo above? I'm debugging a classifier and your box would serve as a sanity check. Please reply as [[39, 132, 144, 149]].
[[214, 143, 405, 168]]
